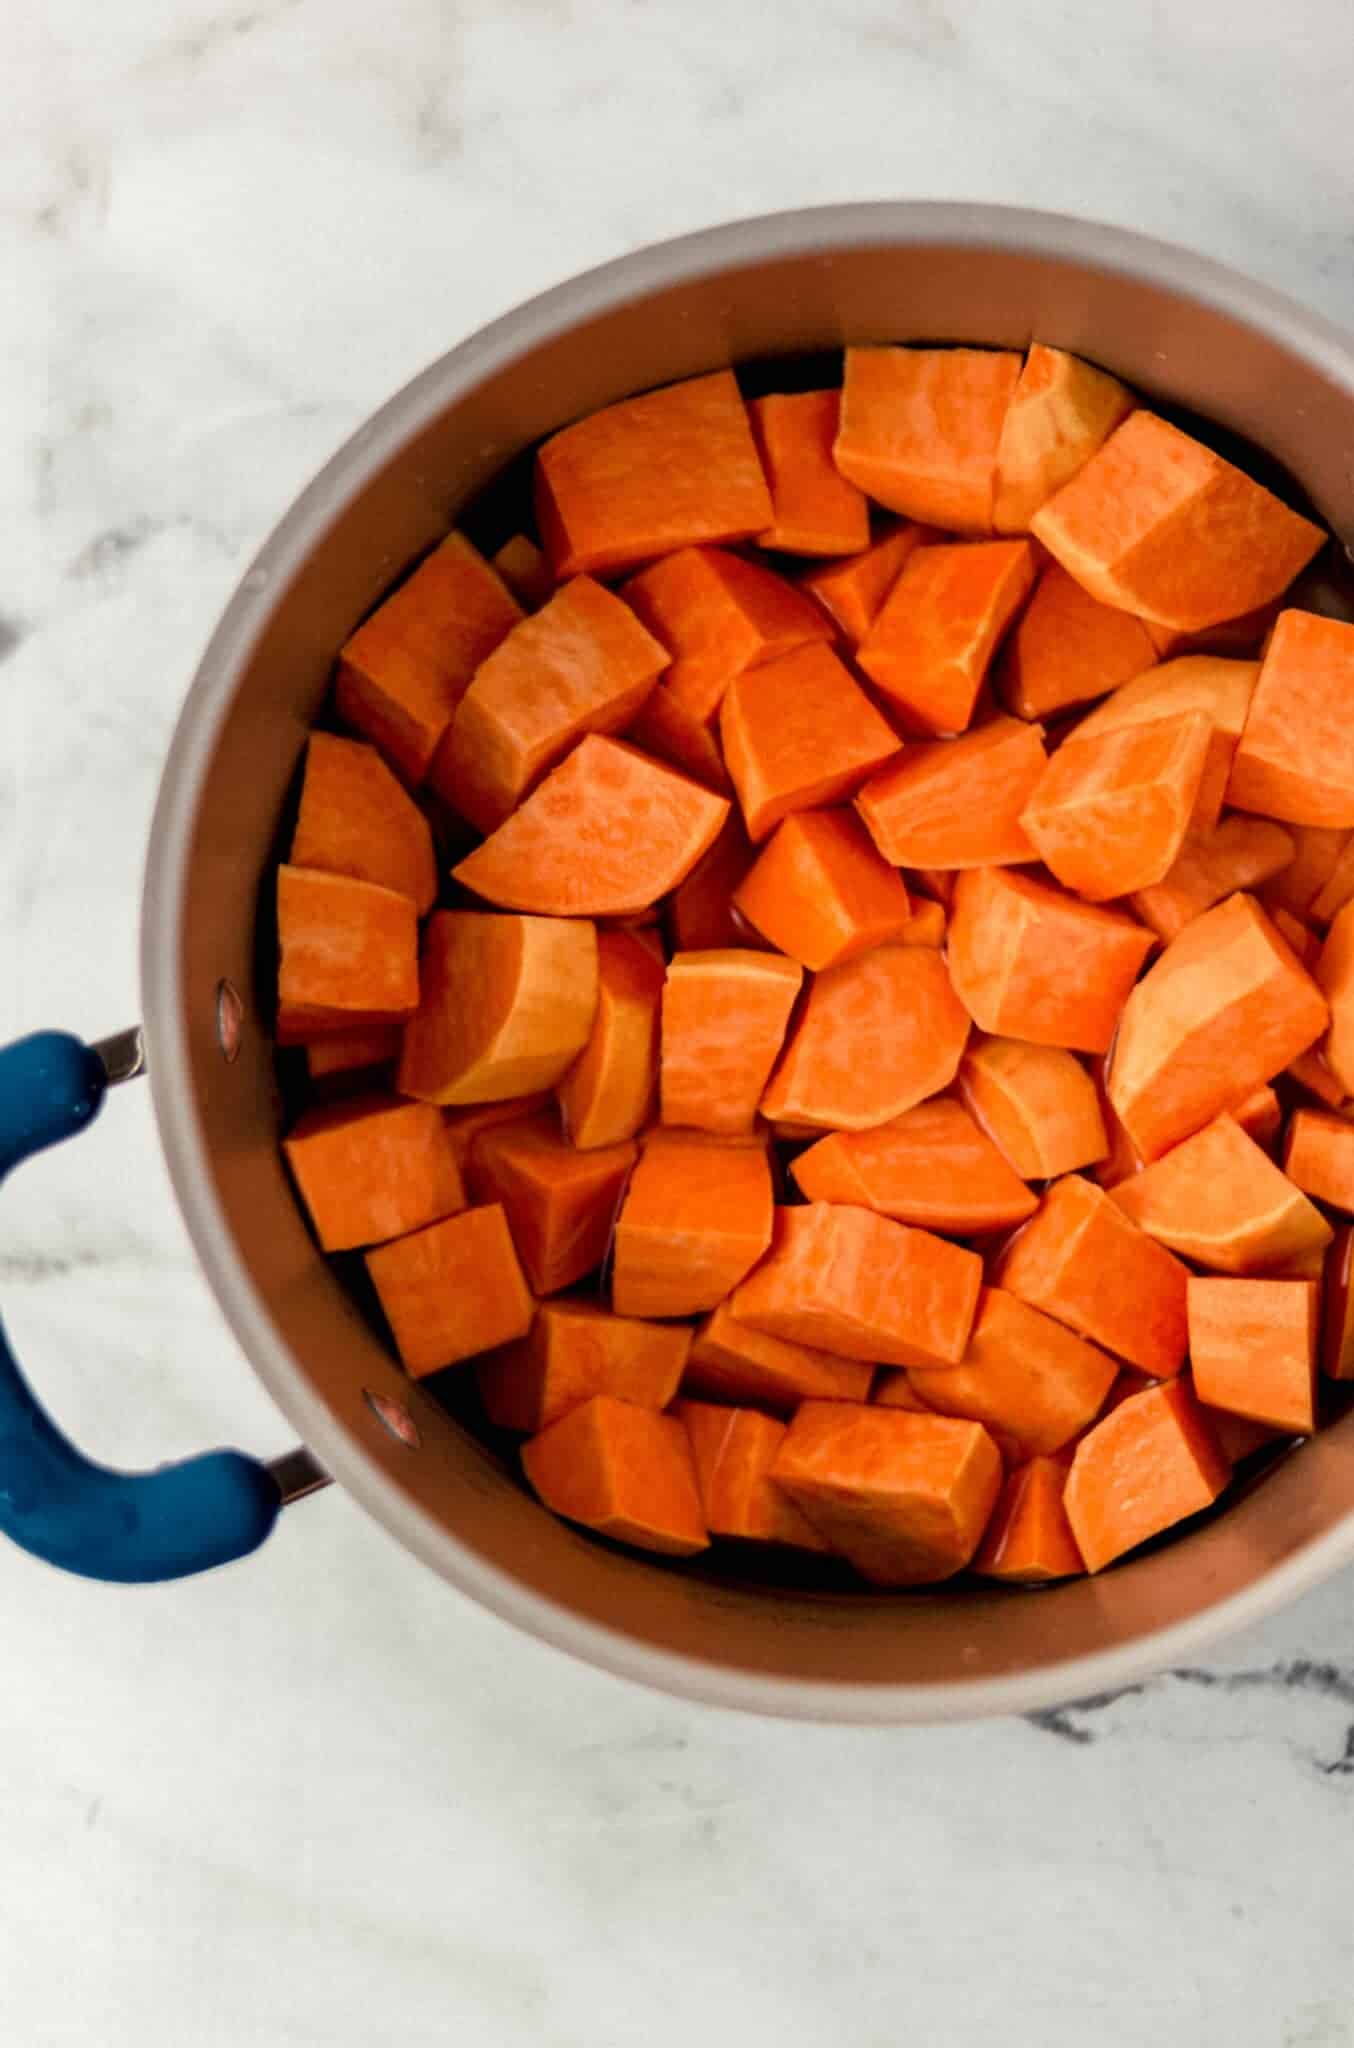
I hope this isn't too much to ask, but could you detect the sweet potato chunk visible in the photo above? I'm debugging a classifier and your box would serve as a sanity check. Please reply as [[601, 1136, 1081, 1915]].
[[521, 1395, 708, 1556], [1073, 651, 1258, 754], [491, 533, 553, 609], [720, 642, 899, 842], [800, 521, 930, 643], [667, 815, 755, 952], [948, 867, 1155, 1054], [466, 1110, 634, 1296], [957, 1036, 1108, 1179], [1322, 1225, 1354, 1379], [992, 344, 1133, 533], [973, 1455, 1085, 1582], [303, 1024, 402, 1083], [1063, 1378, 1229, 1572], [1187, 1277, 1318, 1434], [430, 575, 667, 830], [910, 1287, 1117, 1456], [1235, 609, 1354, 828], [1262, 825, 1352, 921], [1129, 815, 1295, 943], [441, 1095, 554, 1175], [291, 732, 437, 915], [275, 865, 419, 1043], [1319, 897, 1354, 1095], [855, 716, 1047, 869], [996, 1174, 1189, 1377], [857, 539, 1037, 735], [683, 1302, 874, 1411], [477, 1298, 689, 1433], [660, 950, 802, 1136], [453, 736, 730, 917], [398, 911, 597, 1105], [1284, 1107, 1354, 1213], [730, 1203, 981, 1369], [557, 929, 663, 1149], [624, 685, 731, 795], [1020, 712, 1212, 902], [791, 1098, 1037, 1234], [995, 562, 1157, 722], [1111, 1114, 1331, 1273], [366, 1203, 533, 1376], [535, 370, 773, 578], [901, 897, 946, 947], [611, 1129, 773, 1318], [283, 1094, 465, 1252], [622, 544, 829, 724], [335, 534, 523, 783], [750, 390, 869, 556], [1109, 892, 1328, 1159], [760, 945, 970, 1131], [678, 1402, 830, 1550], [771, 1401, 1002, 1585], [835, 345, 1023, 531], [732, 809, 912, 970]]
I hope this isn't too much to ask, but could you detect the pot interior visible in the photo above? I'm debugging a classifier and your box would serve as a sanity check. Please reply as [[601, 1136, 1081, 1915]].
[[151, 212, 1354, 1712]]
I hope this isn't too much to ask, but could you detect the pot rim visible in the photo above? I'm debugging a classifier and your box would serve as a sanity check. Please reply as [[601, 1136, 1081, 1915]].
[[141, 200, 1354, 1722]]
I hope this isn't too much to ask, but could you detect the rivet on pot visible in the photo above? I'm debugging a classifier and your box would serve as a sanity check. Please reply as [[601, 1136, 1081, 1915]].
[[364, 1390, 422, 1449], [215, 978, 244, 1063]]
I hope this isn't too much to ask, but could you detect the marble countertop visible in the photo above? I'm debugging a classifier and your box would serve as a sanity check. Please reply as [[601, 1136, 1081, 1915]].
[[11, 3, 1354, 2041]]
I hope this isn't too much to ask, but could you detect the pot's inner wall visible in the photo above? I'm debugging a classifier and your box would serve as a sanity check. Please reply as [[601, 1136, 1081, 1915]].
[[170, 230, 1354, 1693]]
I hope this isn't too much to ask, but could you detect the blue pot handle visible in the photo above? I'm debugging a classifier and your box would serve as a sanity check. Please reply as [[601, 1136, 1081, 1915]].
[[0, 1030, 287, 1582]]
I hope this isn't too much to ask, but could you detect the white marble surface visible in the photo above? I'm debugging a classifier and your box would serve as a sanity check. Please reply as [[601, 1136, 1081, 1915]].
[[11, 3, 1354, 2041]]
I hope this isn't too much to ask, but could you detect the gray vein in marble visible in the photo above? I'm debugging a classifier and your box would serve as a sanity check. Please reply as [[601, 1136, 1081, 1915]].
[[1029, 1660, 1354, 1775]]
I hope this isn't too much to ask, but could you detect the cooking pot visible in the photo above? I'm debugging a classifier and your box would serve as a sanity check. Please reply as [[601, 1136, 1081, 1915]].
[[8, 203, 1354, 1723]]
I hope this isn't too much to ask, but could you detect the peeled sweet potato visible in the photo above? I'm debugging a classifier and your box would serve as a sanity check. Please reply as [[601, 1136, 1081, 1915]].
[[800, 521, 930, 644], [622, 544, 830, 724], [835, 345, 1023, 531], [283, 1094, 465, 1252], [466, 1110, 635, 1296], [491, 533, 553, 609], [366, 1202, 533, 1377], [1229, 611, 1354, 826], [720, 642, 899, 841], [992, 344, 1132, 533], [660, 950, 802, 1136], [477, 1298, 690, 1433], [1187, 1276, 1318, 1435], [957, 1035, 1108, 1179], [1110, 1113, 1331, 1273], [677, 1401, 830, 1550], [791, 1098, 1038, 1234], [1284, 1107, 1354, 1214], [682, 1300, 874, 1411], [1129, 815, 1295, 944], [856, 539, 1037, 735], [667, 814, 755, 952], [855, 716, 1047, 869], [276, 865, 419, 1043], [1261, 824, 1352, 921], [973, 1455, 1085, 1582], [399, 911, 597, 1105], [521, 1394, 709, 1556], [750, 390, 869, 556], [291, 732, 437, 915], [611, 1128, 773, 1318], [624, 685, 732, 796], [557, 929, 663, 1149], [1063, 1378, 1229, 1572], [995, 562, 1157, 722], [910, 1287, 1117, 1456], [732, 808, 912, 971]]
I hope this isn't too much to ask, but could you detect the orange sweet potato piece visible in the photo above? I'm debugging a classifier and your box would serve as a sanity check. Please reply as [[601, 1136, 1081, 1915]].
[[1287, 1046, 1347, 1108], [557, 929, 663, 1149], [275, 865, 419, 1042], [957, 1035, 1108, 1178], [1268, 909, 1322, 970], [1321, 1225, 1354, 1379], [283, 1094, 465, 1252], [611, 1128, 773, 1318], [466, 1111, 634, 1296], [995, 562, 1157, 722], [719, 642, 899, 842], [1031, 411, 1324, 631], [453, 736, 730, 917], [1308, 837, 1354, 925], [398, 911, 597, 1105], [1063, 1378, 1230, 1571], [477, 1298, 689, 1433], [1232, 1083, 1283, 1149], [1187, 1276, 1318, 1434], [1261, 825, 1352, 920], [948, 867, 1155, 1054], [683, 1301, 873, 1411], [1020, 711, 1212, 902], [442, 1094, 554, 1174], [491, 533, 553, 609], [430, 575, 667, 831], [800, 521, 930, 643], [1200, 1402, 1285, 1465], [972, 1455, 1085, 1582], [901, 897, 946, 947], [996, 1174, 1189, 1377], [1072, 653, 1259, 840], [791, 1098, 1037, 1234], [1284, 1107, 1354, 1212], [535, 370, 773, 579], [667, 815, 755, 951], [1128, 815, 1295, 943], [857, 540, 1038, 735], [677, 1401, 830, 1550], [910, 1286, 1117, 1455], [1089, 1058, 1144, 1190], [872, 1372, 932, 1412], [992, 345, 1133, 533], [366, 1202, 533, 1376], [730, 1203, 981, 1369], [660, 949, 802, 1135], [771, 1400, 1002, 1585], [1320, 898, 1354, 1094], [750, 390, 869, 556], [732, 808, 912, 970], [622, 544, 830, 724], [855, 716, 1047, 869], [521, 1394, 708, 1556], [1111, 1114, 1331, 1274], [1229, 610, 1354, 826], [1144, 599, 1281, 662], [623, 685, 731, 796], [761, 945, 970, 1131], [835, 345, 1023, 531], [304, 1024, 402, 1083], [1109, 892, 1329, 1159], [291, 732, 437, 916], [335, 533, 523, 783]]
